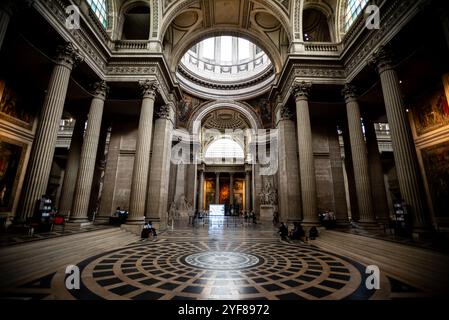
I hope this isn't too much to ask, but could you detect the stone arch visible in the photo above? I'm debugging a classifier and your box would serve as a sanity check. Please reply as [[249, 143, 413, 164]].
[[188, 101, 263, 134], [115, 0, 153, 40]]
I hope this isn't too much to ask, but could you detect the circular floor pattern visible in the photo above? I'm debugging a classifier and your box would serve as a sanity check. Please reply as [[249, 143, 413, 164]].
[[60, 240, 380, 300], [183, 251, 261, 270]]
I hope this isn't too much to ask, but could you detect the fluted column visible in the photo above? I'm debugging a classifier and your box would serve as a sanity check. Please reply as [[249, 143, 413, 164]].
[[127, 80, 157, 224], [147, 104, 174, 229], [372, 47, 428, 230], [342, 85, 376, 226], [20, 43, 83, 218], [0, 4, 11, 52], [58, 115, 86, 217], [277, 104, 301, 222], [229, 173, 234, 205], [70, 81, 108, 223], [294, 82, 319, 226], [341, 123, 359, 221], [365, 120, 390, 224], [215, 173, 220, 204], [245, 168, 251, 211], [328, 125, 349, 226], [198, 169, 205, 211]]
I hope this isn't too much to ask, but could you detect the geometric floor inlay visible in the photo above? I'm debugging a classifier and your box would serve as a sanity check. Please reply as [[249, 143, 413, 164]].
[[51, 238, 383, 300]]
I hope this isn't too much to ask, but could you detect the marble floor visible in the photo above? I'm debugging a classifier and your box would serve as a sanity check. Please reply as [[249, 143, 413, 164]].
[[1, 222, 444, 300]]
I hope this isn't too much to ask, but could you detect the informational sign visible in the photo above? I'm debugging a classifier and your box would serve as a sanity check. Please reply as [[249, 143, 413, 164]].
[[209, 204, 225, 216]]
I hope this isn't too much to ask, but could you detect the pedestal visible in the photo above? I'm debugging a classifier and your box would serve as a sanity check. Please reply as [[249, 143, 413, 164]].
[[260, 205, 276, 221]]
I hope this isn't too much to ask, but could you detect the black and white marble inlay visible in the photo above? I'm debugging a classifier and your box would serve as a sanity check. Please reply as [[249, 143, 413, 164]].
[[183, 251, 261, 270]]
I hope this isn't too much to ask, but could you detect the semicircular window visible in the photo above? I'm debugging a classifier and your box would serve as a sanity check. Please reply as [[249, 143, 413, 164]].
[[205, 138, 244, 159], [87, 0, 108, 28]]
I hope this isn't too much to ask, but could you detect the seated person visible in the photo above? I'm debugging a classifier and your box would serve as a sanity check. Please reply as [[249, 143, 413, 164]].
[[309, 226, 319, 240], [290, 222, 306, 241], [278, 222, 288, 241]]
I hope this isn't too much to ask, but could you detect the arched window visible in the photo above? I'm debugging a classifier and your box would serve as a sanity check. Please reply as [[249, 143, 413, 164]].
[[87, 0, 108, 28], [205, 138, 244, 159], [344, 0, 369, 32]]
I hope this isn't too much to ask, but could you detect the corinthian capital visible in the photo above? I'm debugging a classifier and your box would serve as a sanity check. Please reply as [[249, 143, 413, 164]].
[[92, 81, 109, 100], [156, 104, 172, 120], [370, 46, 394, 74], [56, 42, 84, 69], [139, 80, 158, 99], [293, 81, 312, 100], [279, 105, 294, 121], [342, 84, 358, 102]]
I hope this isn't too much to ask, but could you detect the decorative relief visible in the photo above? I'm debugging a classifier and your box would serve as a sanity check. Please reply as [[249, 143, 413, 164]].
[[139, 80, 159, 99], [345, 0, 414, 79], [293, 81, 312, 99], [56, 42, 84, 67], [91, 81, 109, 99], [341, 84, 358, 101], [156, 104, 171, 120], [279, 104, 293, 121], [152, 0, 159, 38], [259, 177, 278, 206]]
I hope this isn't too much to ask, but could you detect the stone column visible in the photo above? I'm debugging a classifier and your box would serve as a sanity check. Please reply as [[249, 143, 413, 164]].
[[147, 104, 174, 229], [365, 120, 390, 224], [20, 43, 83, 218], [58, 114, 86, 217], [341, 123, 359, 221], [0, 4, 11, 52], [127, 80, 158, 225], [198, 169, 205, 211], [372, 47, 428, 230], [277, 104, 301, 222], [342, 84, 377, 226], [245, 168, 251, 211], [70, 81, 108, 223], [328, 125, 349, 226], [215, 173, 220, 204], [294, 82, 319, 226], [229, 173, 234, 205]]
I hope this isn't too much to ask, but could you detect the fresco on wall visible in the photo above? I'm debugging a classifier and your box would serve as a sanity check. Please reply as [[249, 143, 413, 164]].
[[0, 80, 34, 130], [413, 86, 449, 136], [422, 141, 449, 218], [0, 137, 26, 212]]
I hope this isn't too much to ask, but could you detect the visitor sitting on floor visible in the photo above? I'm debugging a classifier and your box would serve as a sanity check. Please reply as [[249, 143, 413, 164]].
[[278, 222, 288, 241], [290, 222, 306, 242], [309, 226, 319, 240], [141, 221, 157, 240]]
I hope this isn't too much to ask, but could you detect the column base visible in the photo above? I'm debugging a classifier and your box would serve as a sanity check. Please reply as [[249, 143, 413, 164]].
[[66, 220, 93, 228], [93, 216, 110, 224], [301, 220, 321, 227], [120, 223, 143, 236], [354, 221, 382, 230], [126, 216, 145, 225], [336, 219, 351, 227]]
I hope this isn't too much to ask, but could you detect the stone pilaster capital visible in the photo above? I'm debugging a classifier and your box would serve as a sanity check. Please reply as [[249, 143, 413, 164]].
[[279, 105, 294, 121], [370, 46, 394, 74], [156, 104, 172, 120], [91, 80, 109, 100], [342, 84, 358, 102], [293, 81, 312, 101], [56, 42, 84, 69], [139, 80, 158, 99]]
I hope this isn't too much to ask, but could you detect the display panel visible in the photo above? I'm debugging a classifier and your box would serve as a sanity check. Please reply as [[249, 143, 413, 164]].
[[209, 204, 225, 216]]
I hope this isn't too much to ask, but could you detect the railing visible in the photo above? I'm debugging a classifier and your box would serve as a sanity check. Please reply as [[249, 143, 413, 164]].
[[183, 51, 271, 77], [304, 43, 339, 52], [114, 40, 150, 51]]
